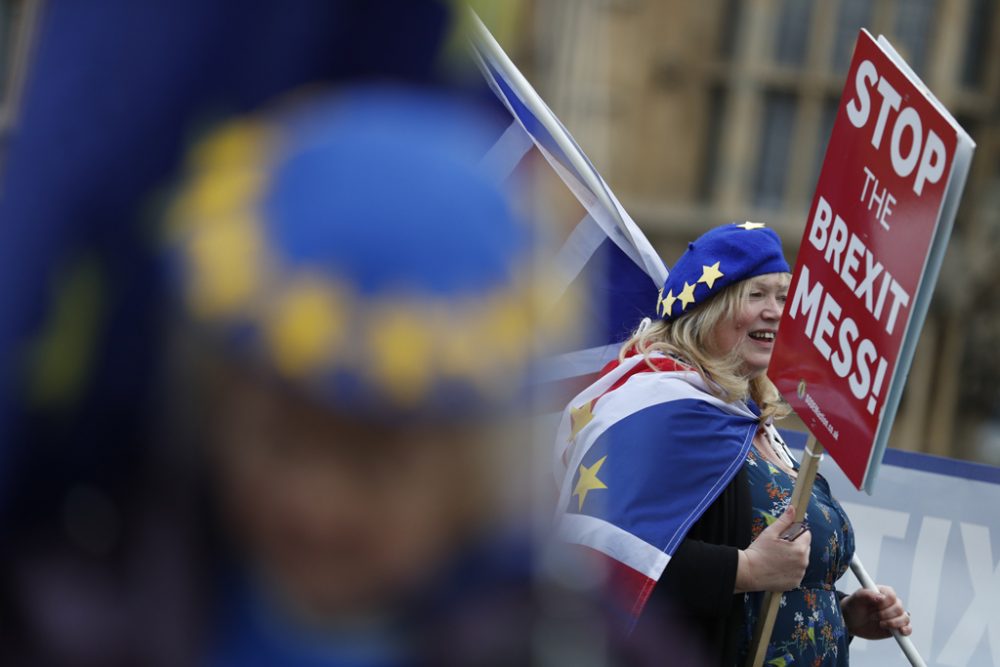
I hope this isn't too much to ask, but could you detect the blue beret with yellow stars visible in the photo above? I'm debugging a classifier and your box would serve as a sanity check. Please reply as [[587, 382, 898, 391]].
[[656, 222, 790, 320], [165, 84, 572, 415]]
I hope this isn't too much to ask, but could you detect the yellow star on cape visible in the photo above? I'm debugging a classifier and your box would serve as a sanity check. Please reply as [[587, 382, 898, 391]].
[[737, 221, 766, 230], [697, 261, 725, 290], [573, 455, 608, 511], [569, 402, 595, 442], [677, 281, 697, 311]]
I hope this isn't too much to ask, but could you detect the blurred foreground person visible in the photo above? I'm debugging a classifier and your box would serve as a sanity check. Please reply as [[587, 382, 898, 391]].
[[164, 85, 556, 666], [0, 5, 496, 665]]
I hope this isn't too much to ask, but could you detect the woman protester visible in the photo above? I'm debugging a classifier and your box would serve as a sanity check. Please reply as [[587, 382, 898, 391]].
[[553, 223, 912, 665]]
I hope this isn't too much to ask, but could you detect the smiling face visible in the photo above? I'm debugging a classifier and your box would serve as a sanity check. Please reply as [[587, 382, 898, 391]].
[[710, 273, 789, 378]]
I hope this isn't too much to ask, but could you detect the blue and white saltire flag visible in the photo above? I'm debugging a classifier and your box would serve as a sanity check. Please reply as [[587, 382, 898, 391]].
[[551, 352, 759, 624], [468, 12, 668, 397]]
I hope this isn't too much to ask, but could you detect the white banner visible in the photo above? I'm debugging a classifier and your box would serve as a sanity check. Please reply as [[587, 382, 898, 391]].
[[784, 431, 1000, 667]]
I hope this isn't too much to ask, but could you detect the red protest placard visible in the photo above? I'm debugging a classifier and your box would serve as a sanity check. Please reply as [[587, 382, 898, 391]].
[[768, 30, 974, 492]]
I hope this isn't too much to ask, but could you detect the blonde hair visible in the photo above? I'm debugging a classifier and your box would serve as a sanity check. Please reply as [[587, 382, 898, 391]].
[[620, 276, 791, 422]]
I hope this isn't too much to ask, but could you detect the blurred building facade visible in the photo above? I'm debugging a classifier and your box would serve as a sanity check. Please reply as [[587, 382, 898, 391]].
[[527, 0, 1000, 465]]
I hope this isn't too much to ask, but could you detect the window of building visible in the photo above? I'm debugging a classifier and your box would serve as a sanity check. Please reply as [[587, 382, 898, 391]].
[[832, 0, 874, 72], [0, 1, 16, 103], [697, 84, 726, 203], [752, 90, 798, 209], [774, 0, 814, 66], [810, 96, 840, 195], [892, 0, 937, 78], [717, 0, 743, 60], [961, 0, 994, 88]]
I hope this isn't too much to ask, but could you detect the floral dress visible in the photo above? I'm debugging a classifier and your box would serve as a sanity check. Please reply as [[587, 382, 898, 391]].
[[738, 441, 856, 667]]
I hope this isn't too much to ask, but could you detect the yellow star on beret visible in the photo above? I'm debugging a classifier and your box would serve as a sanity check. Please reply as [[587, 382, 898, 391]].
[[737, 221, 766, 230], [678, 281, 696, 311], [659, 288, 677, 317], [697, 261, 725, 290]]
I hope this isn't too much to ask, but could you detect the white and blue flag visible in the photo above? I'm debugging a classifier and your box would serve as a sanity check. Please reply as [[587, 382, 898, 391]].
[[469, 12, 668, 396]]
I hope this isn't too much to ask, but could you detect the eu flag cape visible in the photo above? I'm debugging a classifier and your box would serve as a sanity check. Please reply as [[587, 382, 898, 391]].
[[553, 352, 760, 623]]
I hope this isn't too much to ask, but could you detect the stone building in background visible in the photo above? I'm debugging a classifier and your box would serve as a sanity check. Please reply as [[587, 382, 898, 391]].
[[525, 0, 1000, 465]]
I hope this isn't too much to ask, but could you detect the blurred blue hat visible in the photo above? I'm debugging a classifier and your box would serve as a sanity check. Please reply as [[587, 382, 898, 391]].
[[657, 222, 789, 321], [166, 84, 566, 413]]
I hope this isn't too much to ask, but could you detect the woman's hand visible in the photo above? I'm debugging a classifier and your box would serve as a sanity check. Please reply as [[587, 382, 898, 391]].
[[840, 585, 912, 639], [735, 505, 810, 593]]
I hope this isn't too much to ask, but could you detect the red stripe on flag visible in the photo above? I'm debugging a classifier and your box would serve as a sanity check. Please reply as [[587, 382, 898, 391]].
[[594, 354, 691, 409], [576, 545, 658, 629]]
